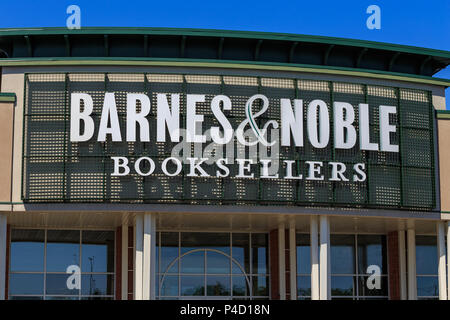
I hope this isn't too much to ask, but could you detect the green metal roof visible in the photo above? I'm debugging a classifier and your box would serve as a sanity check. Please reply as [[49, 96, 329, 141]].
[[0, 92, 16, 102], [0, 27, 448, 58], [0, 27, 449, 79]]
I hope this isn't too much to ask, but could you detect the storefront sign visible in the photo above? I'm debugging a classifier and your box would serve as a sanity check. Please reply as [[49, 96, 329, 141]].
[[69, 92, 399, 183], [22, 73, 435, 210]]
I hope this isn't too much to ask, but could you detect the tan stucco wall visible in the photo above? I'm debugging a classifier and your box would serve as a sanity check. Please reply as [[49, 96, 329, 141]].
[[1, 72, 24, 204], [0, 102, 13, 202], [439, 119, 450, 212]]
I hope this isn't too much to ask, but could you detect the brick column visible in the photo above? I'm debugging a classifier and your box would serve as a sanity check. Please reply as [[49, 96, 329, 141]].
[[269, 229, 279, 300], [387, 231, 400, 300], [115, 226, 122, 300]]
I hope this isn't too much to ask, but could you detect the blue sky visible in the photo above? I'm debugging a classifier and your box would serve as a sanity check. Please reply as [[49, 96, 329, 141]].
[[1, 0, 449, 107]]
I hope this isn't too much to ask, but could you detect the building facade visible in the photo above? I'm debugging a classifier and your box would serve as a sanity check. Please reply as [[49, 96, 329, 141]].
[[0, 27, 449, 300]]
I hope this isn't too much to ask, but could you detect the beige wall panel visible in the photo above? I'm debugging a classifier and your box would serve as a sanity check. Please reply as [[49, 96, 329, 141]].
[[439, 120, 450, 212], [1, 72, 24, 203], [0, 102, 13, 202], [433, 94, 447, 111]]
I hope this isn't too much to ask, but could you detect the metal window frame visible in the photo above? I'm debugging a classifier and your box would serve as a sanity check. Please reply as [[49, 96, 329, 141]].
[[155, 231, 270, 300], [8, 227, 116, 300]]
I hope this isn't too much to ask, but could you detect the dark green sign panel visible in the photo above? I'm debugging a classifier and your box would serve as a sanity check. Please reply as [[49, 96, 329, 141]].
[[22, 73, 435, 210]]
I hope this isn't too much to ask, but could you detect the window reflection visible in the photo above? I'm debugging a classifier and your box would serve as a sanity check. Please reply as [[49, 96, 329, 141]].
[[357, 235, 387, 274], [357, 276, 388, 297], [81, 231, 114, 273], [157, 232, 268, 299], [9, 273, 44, 295], [46, 230, 80, 272], [207, 251, 230, 274], [232, 234, 250, 274], [181, 276, 204, 296], [297, 233, 388, 300], [251, 234, 268, 275], [232, 276, 248, 296], [331, 276, 355, 297], [207, 276, 230, 296], [416, 236, 439, 299], [81, 274, 114, 296], [46, 274, 79, 295], [160, 275, 178, 296], [297, 276, 311, 297], [9, 229, 115, 300], [331, 235, 355, 274], [160, 232, 178, 274], [180, 251, 204, 274], [416, 236, 438, 275], [10, 229, 45, 272], [417, 276, 439, 297], [252, 276, 268, 296]]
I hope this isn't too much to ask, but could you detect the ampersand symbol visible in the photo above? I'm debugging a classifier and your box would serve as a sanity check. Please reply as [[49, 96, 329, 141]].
[[236, 94, 278, 147]]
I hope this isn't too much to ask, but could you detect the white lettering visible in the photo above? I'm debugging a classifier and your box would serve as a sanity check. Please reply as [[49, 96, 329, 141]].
[[70, 93, 95, 142], [307, 100, 329, 148]]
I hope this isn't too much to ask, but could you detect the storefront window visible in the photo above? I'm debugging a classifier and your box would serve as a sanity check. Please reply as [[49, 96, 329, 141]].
[[296, 233, 388, 300], [416, 235, 439, 300], [331, 234, 388, 299], [296, 234, 312, 299], [157, 232, 269, 300], [9, 229, 115, 300]]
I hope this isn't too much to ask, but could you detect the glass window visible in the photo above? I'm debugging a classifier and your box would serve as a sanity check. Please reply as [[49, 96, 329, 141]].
[[207, 251, 230, 274], [160, 232, 179, 274], [9, 296, 43, 300], [81, 231, 114, 273], [10, 229, 45, 272], [160, 275, 178, 296], [251, 234, 268, 275], [357, 235, 387, 274], [416, 235, 439, 299], [357, 276, 388, 297], [180, 251, 204, 274], [252, 276, 268, 296], [416, 236, 438, 275], [296, 234, 311, 275], [232, 276, 249, 296], [181, 276, 204, 296], [331, 276, 355, 297], [297, 276, 311, 298], [46, 273, 79, 296], [296, 234, 312, 299], [331, 235, 355, 274], [232, 233, 250, 274], [297, 233, 388, 300], [206, 276, 230, 296], [9, 273, 44, 295], [9, 229, 115, 300], [417, 276, 439, 298], [81, 274, 114, 296], [157, 232, 269, 300], [46, 230, 80, 272]]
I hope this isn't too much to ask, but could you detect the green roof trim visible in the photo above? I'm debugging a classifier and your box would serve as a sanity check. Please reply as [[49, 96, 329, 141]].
[[0, 92, 16, 102], [436, 110, 450, 119], [0, 27, 449, 59], [1, 57, 449, 87]]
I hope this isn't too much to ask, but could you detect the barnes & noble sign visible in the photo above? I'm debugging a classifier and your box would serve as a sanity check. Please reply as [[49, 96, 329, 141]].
[[22, 73, 435, 210]]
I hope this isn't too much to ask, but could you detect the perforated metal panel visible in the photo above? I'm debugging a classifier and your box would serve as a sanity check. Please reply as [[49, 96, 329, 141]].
[[22, 73, 436, 210]]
